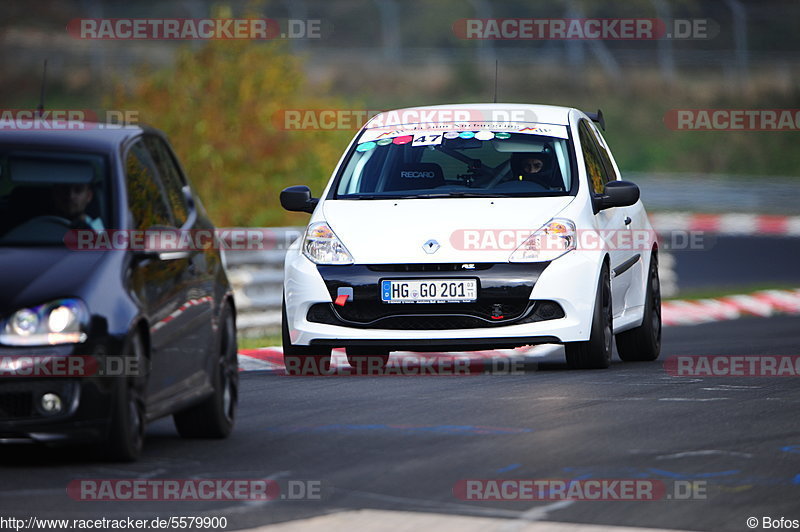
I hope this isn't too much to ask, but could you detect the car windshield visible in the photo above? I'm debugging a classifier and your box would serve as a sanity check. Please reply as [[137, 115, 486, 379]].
[[334, 123, 574, 199], [0, 149, 112, 246]]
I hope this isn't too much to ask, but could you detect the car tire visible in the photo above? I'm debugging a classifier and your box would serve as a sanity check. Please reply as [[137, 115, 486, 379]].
[[282, 297, 332, 376], [174, 303, 238, 438], [346, 347, 390, 373], [616, 251, 662, 362], [106, 332, 147, 462], [565, 265, 613, 369]]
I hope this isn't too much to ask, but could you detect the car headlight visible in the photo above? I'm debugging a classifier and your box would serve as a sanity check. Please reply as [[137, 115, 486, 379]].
[[0, 299, 89, 346], [302, 222, 354, 265], [509, 218, 577, 262]]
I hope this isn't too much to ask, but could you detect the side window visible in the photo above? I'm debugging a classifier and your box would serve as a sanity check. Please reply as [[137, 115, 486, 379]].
[[125, 139, 172, 230], [578, 121, 608, 195], [144, 136, 189, 227], [589, 125, 620, 182]]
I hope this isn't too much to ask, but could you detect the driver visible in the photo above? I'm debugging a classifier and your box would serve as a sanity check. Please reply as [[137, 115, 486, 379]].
[[510, 152, 560, 189], [51, 183, 104, 230]]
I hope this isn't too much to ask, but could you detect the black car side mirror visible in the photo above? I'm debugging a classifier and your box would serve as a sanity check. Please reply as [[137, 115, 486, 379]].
[[595, 180, 640, 211], [280, 185, 318, 214]]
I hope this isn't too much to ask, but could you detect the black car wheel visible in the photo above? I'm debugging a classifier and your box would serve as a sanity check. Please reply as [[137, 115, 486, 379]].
[[106, 332, 147, 462], [616, 252, 662, 362], [174, 303, 238, 438], [565, 265, 613, 369]]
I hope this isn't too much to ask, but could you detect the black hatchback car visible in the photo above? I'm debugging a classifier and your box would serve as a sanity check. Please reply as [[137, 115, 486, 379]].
[[0, 124, 238, 460]]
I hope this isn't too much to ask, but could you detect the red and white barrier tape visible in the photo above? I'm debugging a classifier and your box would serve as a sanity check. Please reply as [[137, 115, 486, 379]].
[[649, 212, 800, 236], [661, 288, 800, 326]]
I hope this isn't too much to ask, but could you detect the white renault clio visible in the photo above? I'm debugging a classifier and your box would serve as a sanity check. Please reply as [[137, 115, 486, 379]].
[[280, 104, 660, 371]]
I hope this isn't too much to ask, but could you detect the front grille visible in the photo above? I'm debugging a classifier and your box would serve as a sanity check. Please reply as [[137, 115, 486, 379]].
[[307, 300, 564, 330], [0, 381, 77, 421], [0, 392, 33, 419]]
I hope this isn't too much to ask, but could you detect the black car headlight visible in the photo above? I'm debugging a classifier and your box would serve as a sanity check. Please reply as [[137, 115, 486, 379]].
[[0, 298, 89, 346]]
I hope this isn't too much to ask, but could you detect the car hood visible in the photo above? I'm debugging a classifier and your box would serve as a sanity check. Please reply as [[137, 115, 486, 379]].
[[0, 247, 107, 311], [321, 196, 575, 263]]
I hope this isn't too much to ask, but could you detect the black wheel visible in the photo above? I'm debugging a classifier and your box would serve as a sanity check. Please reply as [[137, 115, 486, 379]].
[[346, 347, 390, 373], [174, 304, 238, 438], [106, 333, 146, 461], [282, 297, 331, 375], [616, 251, 662, 362], [565, 265, 613, 369]]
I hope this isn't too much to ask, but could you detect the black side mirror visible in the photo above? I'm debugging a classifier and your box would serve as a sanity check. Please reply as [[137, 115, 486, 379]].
[[595, 180, 640, 211], [280, 185, 318, 214]]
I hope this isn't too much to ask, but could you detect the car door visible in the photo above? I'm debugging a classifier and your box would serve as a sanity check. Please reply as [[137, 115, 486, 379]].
[[143, 135, 215, 380], [124, 138, 202, 405], [578, 120, 632, 318]]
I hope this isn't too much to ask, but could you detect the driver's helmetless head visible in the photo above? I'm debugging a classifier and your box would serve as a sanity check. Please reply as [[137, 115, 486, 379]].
[[52, 183, 93, 220]]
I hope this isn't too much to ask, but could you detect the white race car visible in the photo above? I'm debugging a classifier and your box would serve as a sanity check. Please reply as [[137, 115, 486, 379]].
[[280, 104, 660, 371]]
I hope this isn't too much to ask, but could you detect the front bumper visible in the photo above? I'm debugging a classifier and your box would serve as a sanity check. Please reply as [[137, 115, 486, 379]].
[[0, 344, 120, 444], [284, 248, 604, 349]]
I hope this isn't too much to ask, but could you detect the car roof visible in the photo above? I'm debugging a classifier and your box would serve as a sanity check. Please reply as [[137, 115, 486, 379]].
[[0, 123, 165, 152], [364, 103, 576, 129]]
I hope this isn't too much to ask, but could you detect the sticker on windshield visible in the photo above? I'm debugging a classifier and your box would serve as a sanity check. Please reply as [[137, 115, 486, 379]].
[[412, 133, 444, 146], [376, 138, 393, 146], [392, 135, 413, 145], [356, 141, 377, 152], [358, 123, 569, 143], [474, 130, 495, 140]]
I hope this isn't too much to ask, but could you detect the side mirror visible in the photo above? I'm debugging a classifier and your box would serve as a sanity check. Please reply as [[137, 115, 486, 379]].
[[280, 185, 318, 214], [596, 180, 639, 211]]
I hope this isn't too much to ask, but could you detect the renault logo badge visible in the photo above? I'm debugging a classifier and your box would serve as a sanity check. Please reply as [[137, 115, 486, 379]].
[[423, 239, 440, 254]]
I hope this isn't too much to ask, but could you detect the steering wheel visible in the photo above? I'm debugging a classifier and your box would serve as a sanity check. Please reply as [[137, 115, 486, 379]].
[[25, 215, 73, 228]]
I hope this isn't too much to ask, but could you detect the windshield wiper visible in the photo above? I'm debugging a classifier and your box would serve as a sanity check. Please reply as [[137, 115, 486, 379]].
[[414, 192, 515, 198], [336, 192, 516, 200]]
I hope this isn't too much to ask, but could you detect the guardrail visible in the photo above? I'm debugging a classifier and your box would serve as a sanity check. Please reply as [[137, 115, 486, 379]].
[[227, 214, 800, 336], [225, 227, 301, 337]]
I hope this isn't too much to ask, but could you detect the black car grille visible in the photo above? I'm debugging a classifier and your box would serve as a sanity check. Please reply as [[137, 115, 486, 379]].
[[0, 392, 33, 419], [0, 381, 76, 421], [307, 300, 564, 330], [311, 262, 558, 330]]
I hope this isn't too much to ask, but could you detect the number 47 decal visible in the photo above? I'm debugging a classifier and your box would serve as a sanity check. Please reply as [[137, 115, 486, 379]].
[[412, 134, 443, 146]]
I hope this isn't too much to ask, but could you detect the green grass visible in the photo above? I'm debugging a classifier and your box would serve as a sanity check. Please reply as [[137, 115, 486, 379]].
[[237, 334, 282, 350], [669, 283, 800, 301]]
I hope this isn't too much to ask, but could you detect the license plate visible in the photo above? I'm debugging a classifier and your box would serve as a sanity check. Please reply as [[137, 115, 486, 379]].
[[381, 279, 477, 304]]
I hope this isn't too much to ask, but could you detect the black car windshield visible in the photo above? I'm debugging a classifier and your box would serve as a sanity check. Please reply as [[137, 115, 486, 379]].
[[0, 149, 111, 246], [334, 123, 574, 199]]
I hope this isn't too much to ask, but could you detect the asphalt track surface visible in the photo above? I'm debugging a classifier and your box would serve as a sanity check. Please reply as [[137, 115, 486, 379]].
[[1, 314, 799, 531], [672, 236, 800, 292]]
